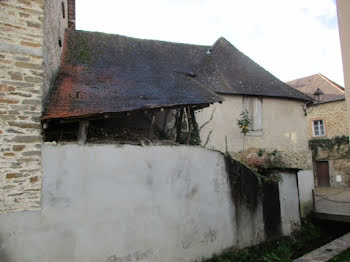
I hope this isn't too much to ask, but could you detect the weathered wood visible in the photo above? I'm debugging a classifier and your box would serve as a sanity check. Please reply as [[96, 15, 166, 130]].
[[77, 120, 89, 145], [186, 107, 192, 144], [176, 108, 184, 142], [149, 113, 156, 139], [163, 109, 170, 134]]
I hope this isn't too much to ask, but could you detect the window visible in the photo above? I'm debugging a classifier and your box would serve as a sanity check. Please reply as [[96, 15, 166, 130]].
[[61, 2, 66, 19], [312, 120, 325, 137], [243, 96, 263, 131]]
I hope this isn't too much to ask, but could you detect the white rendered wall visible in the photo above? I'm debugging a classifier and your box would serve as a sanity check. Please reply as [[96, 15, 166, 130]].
[[279, 172, 301, 236], [196, 95, 312, 169], [0, 144, 236, 262], [297, 170, 315, 217], [0, 144, 301, 262]]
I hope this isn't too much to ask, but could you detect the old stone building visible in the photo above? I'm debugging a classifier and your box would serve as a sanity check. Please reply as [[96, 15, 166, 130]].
[[288, 74, 350, 188], [337, 0, 350, 136], [0, 0, 74, 213], [0, 2, 316, 261]]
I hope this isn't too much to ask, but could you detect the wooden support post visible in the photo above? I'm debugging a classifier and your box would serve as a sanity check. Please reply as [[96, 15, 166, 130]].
[[176, 108, 184, 142], [186, 107, 192, 144], [78, 120, 89, 145], [163, 109, 170, 134], [149, 113, 155, 139]]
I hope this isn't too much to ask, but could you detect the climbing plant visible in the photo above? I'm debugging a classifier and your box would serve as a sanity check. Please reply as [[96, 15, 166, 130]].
[[237, 110, 251, 161], [309, 136, 350, 157], [237, 110, 251, 136]]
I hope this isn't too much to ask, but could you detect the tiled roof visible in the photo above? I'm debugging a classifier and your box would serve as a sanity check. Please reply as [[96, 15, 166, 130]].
[[42, 30, 222, 120], [195, 37, 312, 102], [43, 30, 311, 121], [287, 73, 345, 103]]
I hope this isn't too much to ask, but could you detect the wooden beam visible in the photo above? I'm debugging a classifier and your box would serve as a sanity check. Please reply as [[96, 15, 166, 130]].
[[176, 108, 184, 142], [149, 113, 155, 139], [186, 107, 192, 144], [77, 120, 89, 145]]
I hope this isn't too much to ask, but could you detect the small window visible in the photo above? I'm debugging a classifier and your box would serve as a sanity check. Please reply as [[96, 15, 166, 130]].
[[61, 2, 66, 19], [243, 96, 263, 131], [312, 120, 325, 137]]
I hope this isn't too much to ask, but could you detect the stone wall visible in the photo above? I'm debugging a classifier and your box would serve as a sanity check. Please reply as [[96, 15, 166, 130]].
[[306, 100, 348, 139], [305, 91, 349, 188], [43, 0, 68, 105], [297, 170, 315, 217], [0, 0, 68, 213], [310, 138, 350, 187], [196, 95, 312, 170]]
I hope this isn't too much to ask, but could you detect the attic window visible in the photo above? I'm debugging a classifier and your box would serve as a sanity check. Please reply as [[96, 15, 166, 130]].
[[61, 2, 66, 19]]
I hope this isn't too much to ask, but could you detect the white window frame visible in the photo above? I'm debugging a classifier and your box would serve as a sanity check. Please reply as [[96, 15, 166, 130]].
[[312, 120, 325, 137]]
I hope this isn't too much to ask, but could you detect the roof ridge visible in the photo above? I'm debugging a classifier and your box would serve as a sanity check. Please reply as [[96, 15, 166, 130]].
[[210, 36, 232, 51], [70, 29, 210, 48], [318, 73, 345, 93], [197, 38, 312, 102], [286, 73, 319, 83]]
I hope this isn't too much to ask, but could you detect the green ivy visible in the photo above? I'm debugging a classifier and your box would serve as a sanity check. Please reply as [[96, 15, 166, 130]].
[[224, 153, 281, 187], [309, 136, 349, 157], [189, 118, 201, 145]]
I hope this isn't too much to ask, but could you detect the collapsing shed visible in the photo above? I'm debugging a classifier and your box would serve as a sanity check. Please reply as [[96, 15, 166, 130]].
[[42, 30, 222, 144]]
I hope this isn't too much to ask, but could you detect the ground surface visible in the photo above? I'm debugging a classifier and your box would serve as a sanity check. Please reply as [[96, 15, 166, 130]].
[[314, 188, 350, 222], [204, 219, 350, 262]]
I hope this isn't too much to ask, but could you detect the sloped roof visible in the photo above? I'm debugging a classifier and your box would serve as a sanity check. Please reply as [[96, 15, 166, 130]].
[[195, 38, 312, 101], [43, 30, 311, 121], [287, 73, 345, 103], [42, 30, 222, 120]]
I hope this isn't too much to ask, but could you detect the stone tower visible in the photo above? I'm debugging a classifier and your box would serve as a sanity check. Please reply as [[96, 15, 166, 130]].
[[0, 0, 75, 213]]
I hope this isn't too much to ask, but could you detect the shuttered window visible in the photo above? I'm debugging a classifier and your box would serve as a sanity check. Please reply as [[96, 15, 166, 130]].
[[243, 96, 263, 131]]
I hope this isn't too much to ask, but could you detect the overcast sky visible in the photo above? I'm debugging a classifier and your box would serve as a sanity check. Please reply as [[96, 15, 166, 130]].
[[76, 0, 344, 86]]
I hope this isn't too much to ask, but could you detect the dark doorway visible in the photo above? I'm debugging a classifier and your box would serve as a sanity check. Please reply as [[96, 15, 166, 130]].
[[316, 161, 330, 187]]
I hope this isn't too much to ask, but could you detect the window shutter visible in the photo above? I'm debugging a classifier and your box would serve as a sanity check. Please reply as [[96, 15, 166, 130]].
[[243, 96, 263, 131]]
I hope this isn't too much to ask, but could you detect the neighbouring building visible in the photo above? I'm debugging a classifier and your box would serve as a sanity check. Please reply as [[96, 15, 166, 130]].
[[337, 0, 350, 135], [288, 74, 350, 188]]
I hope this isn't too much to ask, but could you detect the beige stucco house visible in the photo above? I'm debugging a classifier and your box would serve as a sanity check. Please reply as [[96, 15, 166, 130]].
[[288, 74, 350, 188], [195, 38, 313, 171], [337, 0, 350, 134]]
